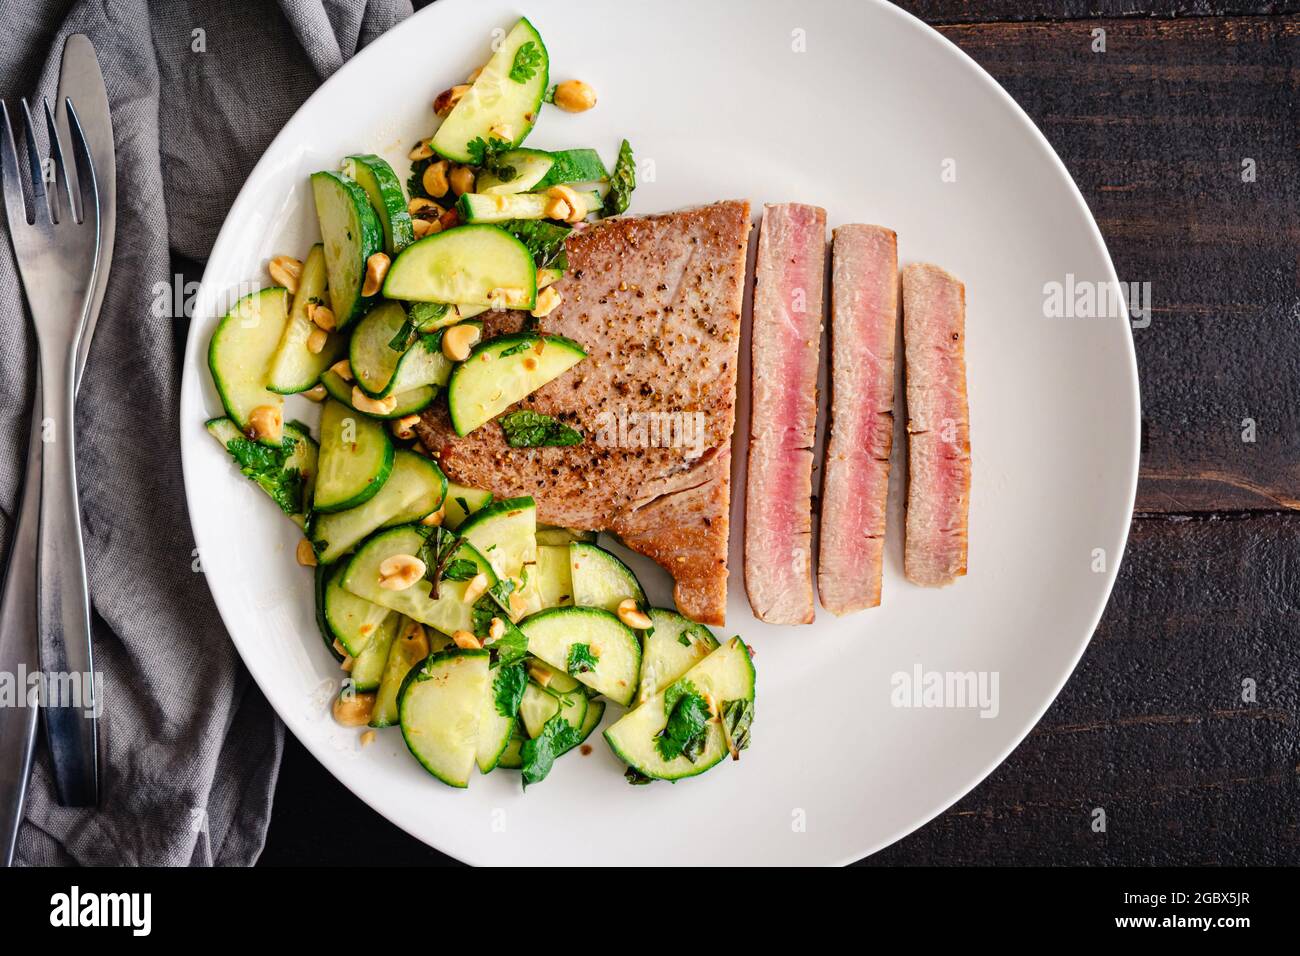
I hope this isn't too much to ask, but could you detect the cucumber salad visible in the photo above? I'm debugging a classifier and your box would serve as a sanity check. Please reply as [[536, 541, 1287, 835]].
[[204, 17, 755, 788]]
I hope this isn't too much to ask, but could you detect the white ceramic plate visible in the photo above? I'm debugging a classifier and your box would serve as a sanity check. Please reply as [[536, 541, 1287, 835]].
[[180, 0, 1139, 865]]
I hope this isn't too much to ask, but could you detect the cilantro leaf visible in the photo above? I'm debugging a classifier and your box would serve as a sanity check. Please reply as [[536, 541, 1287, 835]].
[[441, 558, 478, 582], [509, 41, 544, 83], [500, 410, 584, 449], [223, 435, 304, 515], [521, 712, 583, 787], [471, 594, 498, 637], [492, 664, 527, 718], [465, 135, 514, 169], [488, 616, 529, 668], [566, 642, 599, 676], [655, 680, 710, 762], [606, 139, 635, 217]]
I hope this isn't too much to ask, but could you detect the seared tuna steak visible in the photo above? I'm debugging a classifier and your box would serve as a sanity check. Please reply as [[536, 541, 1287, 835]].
[[743, 203, 826, 625], [818, 225, 898, 615], [415, 201, 752, 625], [902, 263, 970, 587]]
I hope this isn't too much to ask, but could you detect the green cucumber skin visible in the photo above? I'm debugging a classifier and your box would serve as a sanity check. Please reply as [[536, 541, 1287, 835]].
[[310, 170, 384, 330], [319, 370, 436, 420], [206, 287, 289, 445], [314, 564, 346, 662], [446, 332, 586, 436], [518, 605, 642, 707], [397, 647, 491, 787], [534, 149, 610, 190], [313, 401, 395, 514], [603, 639, 756, 782], [430, 18, 548, 164], [382, 224, 538, 310], [344, 154, 415, 256], [455, 495, 537, 536]]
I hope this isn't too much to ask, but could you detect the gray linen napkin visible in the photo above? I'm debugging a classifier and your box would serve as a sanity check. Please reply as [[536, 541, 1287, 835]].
[[0, 0, 414, 866]]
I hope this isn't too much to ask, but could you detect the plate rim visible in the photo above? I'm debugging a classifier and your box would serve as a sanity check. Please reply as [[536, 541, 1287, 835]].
[[179, 0, 1141, 866]]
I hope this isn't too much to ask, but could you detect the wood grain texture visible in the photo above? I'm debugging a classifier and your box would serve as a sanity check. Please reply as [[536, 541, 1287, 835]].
[[899, 1, 1300, 23], [933, 15, 1300, 512], [866, 513, 1300, 865]]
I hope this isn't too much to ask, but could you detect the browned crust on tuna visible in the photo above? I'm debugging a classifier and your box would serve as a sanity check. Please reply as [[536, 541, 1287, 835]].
[[414, 201, 752, 625]]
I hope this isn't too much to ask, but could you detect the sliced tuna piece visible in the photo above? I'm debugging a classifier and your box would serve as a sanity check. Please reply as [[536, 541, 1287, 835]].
[[415, 201, 752, 626], [743, 203, 827, 624], [818, 225, 898, 615], [902, 263, 970, 587]]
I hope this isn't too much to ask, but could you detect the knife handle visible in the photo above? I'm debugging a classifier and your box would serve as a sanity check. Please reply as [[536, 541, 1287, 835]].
[[35, 342, 98, 808], [0, 382, 45, 864]]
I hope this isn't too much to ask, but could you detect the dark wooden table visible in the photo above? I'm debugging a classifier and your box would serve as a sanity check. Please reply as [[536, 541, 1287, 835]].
[[259, 0, 1300, 866]]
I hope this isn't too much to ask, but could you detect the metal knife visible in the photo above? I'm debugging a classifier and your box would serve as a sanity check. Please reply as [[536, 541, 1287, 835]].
[[0, 33, 115, 864]]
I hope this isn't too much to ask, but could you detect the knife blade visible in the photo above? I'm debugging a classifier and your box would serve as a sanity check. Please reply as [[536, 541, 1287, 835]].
[[0, 32, 115, 863]]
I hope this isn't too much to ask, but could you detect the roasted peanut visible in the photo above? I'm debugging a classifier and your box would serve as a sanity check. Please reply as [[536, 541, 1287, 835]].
[[332, 692, 375, 727], [616, 598, 652, 629], [552, 80, 596, 113], [361, 252, 390, 297], [378, 553, 426, 590], [442, 322, 481, 362], [267, 255, 303, 293], [246, 405, 283, 443]]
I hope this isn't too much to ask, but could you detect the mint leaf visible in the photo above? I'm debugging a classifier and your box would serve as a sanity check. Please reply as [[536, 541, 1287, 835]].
[[500, 410, 583, 448], [720, 698, 754, 757], [624, 766, 654, 786], [498, 219, 571, 269], [509, 41, 544, 83], [606, 139, 635, 216], [566, 642, 599, 676], [441, 558, 478, 582], [493, 664, 527, 718], [521, 712, 583, 787]]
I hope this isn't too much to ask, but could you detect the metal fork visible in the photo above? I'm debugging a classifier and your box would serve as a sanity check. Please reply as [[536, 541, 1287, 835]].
[[0, 97, 101, 807]]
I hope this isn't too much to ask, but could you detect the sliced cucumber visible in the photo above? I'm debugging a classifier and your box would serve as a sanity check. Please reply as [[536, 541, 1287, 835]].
[[350, 611, 399, 692], [266, 245, 345, 393], [398, 648, 490, 788], [313, 398, 394, 513], [371, 618, 436, 728], [519, 606, 641, 706], [447, 332, 586, 436], [411, 301, 490, 333], [457, 189, 603, 225], [349, 301, 459, 398], [443, 483, 494, 529], [311, 450, 444, 563], [538, 267, 565, 290], [207, 286, 289, 442], [524, 543, 572, 609], [315, 564, 346, 661], [576, 698, 606, 747], [476, 148, 555, 194], [496, 724, 527, 769], [321, 561, 394, 656], [342, 154, 414, 256], [534, 149, 609, 190], [311, 170, 383, 329], [205, 417, 317, 524], [341, 525, 497, 636], [477, 664, 523, 773], [535, 526, 596, 546], [380, 455, 447, 528], [636, 608, 719, 704], [519, 679, 587, 739], [569, 541, 647, 612], [430, 17, 548, 163], [457, 496, 537, 581], [383, 224, 537, 309], [319, 369, 436, 420], [604, 637, 755, 781]]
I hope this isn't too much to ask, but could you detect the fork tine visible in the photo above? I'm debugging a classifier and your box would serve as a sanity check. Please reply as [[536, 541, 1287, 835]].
[[63, 98, 96, 230], [41, 98, 71, 225], [0, 100, 29, 228], [18, 98, 50, 225]]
